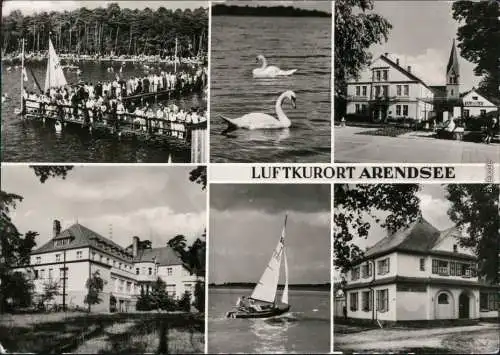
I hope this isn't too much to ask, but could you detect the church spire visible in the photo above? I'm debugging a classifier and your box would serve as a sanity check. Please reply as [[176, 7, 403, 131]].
[[446, 39, 460, 99]]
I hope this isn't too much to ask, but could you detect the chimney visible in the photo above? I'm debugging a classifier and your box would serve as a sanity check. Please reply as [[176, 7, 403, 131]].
[[396, 58, 400, 65], [407, 66, 411, 73], [132, 236, 139, 258], [53, 220, 61, 238], [384, 52, 388, 57]]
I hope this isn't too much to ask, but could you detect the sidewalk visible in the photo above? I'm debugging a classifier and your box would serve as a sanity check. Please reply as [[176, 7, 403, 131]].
[[334, 126, 499, 163]]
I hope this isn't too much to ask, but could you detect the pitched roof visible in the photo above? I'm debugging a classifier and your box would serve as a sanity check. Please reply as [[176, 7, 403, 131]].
[[379, 55, 432, 90], [135, 246, 183, 266], [32, 223, 134, 261], [364, 217, 441, 258]]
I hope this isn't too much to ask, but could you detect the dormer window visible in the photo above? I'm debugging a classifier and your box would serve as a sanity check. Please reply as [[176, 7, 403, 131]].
[[54, 238, 71, 247], [472, 96, 478, 100]]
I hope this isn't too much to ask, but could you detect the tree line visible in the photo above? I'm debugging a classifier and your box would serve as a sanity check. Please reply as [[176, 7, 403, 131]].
[[1, 3, 208, 57], [212, 4, 331, 17]]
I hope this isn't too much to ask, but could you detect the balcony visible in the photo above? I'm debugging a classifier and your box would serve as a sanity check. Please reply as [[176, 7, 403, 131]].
[[347, 95, 370, 102]]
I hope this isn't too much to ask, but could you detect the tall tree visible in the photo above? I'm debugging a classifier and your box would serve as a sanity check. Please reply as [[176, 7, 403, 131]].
[[84, 270, 105, 312], [446, 184, 499, 283], [334, 0, 392, 117], [189, 166, 207, 190], [452, 1, 500, 100], [333, 184, 421, 273]]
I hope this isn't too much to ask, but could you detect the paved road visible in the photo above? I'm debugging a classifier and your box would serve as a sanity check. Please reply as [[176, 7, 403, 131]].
[[334, 127, 500, 163], [334, 322, 499, 353]]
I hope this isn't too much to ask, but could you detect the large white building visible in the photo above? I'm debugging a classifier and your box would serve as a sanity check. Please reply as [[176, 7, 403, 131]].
[[343, 218, 498, 323], [346, 53, 435, 122], [16, 220, 202, 312], [346, 40, 498, 123]]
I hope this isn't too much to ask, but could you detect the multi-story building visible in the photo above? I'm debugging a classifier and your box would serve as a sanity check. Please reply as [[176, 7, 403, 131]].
[[346, 40, 498, 123], [15, 220, 202, 312], [346, 53, 435, 122], [343, 217, 498, 323]]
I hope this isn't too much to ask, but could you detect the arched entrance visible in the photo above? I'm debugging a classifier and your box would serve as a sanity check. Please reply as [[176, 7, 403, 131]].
[[459, 292, 470, 319]]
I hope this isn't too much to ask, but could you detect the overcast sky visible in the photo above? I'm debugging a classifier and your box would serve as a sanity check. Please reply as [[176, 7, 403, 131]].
[[333, 184, 456, 280], [368, 1, 480, 89], [2, 165, 206, 250], [210, 184, 330, 285], [2, 1, 207, 16]]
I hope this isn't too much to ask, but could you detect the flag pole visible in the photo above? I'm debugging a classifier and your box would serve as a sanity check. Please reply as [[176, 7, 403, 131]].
[[174, 37, 178, 73], [20, 38, 25, 114]]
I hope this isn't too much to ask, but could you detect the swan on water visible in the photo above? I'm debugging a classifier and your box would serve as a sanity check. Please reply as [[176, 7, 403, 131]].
[[55, 121, 62, 133], [219, 90, 296, 130], [252, 55, 297, 78]]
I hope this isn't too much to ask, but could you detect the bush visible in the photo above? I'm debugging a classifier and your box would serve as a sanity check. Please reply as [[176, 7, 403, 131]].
[[178, 292, 191, 312], [193, 281, 205, 313]]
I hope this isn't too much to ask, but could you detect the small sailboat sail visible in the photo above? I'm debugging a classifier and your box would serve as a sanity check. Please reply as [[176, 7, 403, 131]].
[[44, 37, 67, 92], [250, 215, 287, 304], [281, 249, 289, 305]]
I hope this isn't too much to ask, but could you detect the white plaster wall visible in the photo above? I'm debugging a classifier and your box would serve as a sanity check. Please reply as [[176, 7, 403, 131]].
[[396, 290, 428, 320]]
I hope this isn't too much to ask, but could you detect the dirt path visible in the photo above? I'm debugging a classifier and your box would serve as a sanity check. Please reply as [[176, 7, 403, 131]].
[[335, 323, 499, 353]]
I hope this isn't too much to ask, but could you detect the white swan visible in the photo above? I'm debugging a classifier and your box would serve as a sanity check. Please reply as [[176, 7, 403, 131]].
[[220, 90, 296, 130], [55, 121, 62, 133], [252, 55, 297, 78]]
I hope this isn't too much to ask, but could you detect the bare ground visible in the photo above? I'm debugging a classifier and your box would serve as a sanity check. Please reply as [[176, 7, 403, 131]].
[[334, 322, 499, 354]]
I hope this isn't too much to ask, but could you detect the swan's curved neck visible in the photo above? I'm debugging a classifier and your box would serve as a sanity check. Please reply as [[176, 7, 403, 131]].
[[259, 56, 267, 69], [275, 93, 291, 126]]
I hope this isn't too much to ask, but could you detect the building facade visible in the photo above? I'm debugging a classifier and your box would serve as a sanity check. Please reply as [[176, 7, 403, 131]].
[[15, 220, 202, 312], [346, 54, 435, 122], [343, 218, 498, 323]]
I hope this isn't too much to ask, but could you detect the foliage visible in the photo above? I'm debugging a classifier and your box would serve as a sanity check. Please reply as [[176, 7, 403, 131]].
[[40, 278, 60, 306], [2, 4, 208, 57], [452, 1, 500, 100], [212, 4, 330, 17], [167, 233, 206, 277], [136, 279, 176, 311], [334, 184, 421, 273], [177, 291, 191, 312], [84, 271, 105, 312], [30, 166, 74, 183], [334, 0, 392, 102], [0, 271, 34, 311], [189, 166, 207, 191], [446, 184, 499, 283], [193, 281, 205, 313]]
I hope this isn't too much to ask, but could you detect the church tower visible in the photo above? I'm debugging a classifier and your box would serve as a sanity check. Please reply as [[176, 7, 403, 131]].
[[446, 39, 460, 100]]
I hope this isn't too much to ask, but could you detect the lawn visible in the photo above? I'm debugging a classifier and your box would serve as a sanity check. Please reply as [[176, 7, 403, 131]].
[[0, 311, 204, 354]]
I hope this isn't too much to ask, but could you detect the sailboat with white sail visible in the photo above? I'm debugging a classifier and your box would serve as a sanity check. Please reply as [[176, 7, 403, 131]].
[[226, 215, 291, 319]]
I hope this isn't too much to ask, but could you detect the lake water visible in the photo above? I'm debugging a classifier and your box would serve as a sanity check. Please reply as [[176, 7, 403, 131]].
[[1, 61, 205, 163], [210, 16, 331, 163], [208, 288, 330, 353]]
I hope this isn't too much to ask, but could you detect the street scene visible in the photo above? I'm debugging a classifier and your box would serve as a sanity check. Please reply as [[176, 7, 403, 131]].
[[334, 0, 499, 163], [333, 183, 499, 353]]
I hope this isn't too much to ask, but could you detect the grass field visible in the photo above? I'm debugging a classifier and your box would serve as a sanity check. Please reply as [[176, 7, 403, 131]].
[[0, 311, 204, 354]]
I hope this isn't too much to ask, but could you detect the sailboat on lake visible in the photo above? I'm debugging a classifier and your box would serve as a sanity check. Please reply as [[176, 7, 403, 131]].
[[226, 215, 291, 319]]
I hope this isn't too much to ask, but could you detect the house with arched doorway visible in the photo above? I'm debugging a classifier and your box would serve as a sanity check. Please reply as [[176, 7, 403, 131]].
[[343, 217, 498, 324]]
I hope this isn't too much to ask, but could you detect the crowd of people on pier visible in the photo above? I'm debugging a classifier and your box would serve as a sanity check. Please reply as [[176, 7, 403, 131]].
[[22, 68, 207, 138]]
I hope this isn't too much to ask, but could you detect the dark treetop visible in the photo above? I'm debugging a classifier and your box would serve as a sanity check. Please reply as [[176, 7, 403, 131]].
[[212, 4, 330, 18]]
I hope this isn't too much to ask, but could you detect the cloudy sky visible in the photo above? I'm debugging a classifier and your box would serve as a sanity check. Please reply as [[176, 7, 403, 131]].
[[210, 184, 330, 285], [2, 165, 206, 250], [368, 1, 481, 89], [219, 1, 331, 13], [333, 184, 455, 279], [2, 1, 207, 16]]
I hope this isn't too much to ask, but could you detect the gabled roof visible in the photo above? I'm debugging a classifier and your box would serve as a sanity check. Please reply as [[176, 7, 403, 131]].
[[364, 217, 441, 259], [358, 217, 477, 263], [135, 246, 183, 266], [379, 55, 432, 90]]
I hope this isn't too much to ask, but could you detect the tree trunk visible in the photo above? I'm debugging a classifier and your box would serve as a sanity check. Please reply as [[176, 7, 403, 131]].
[[158, 317, 168, 354], [128, 27, 132, 54], [114, 26, 119, 54]]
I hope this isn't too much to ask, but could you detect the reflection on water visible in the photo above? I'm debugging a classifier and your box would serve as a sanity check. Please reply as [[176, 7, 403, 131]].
[[208, 288, 330, 353], [1, 61, 205, 162], [210, 16, 331, 163]]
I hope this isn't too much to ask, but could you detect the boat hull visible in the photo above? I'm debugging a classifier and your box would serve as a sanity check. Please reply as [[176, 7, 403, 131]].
[[226, 305, 290, 319]]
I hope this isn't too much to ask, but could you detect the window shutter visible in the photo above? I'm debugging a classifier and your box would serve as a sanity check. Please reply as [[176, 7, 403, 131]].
[[387, 258, 390, 274]]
